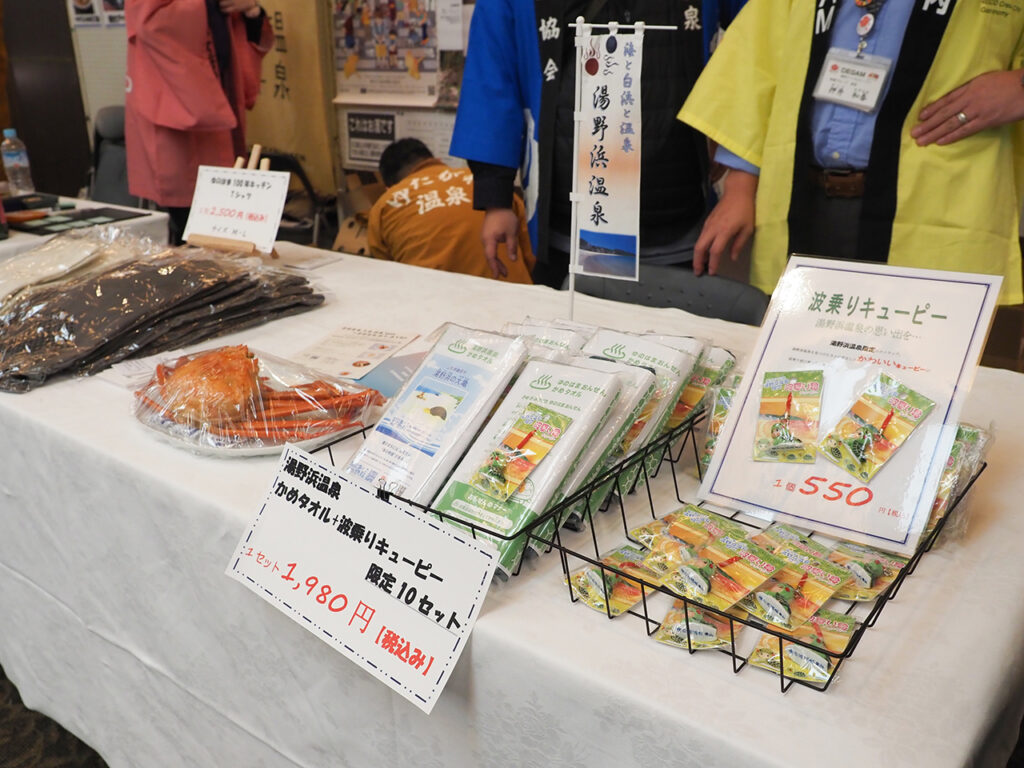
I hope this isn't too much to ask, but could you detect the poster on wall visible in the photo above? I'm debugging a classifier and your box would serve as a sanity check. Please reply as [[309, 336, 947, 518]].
[[699, 256, 1001, 556], [68, 0, 103, 26], [333, 0, 441, 105], [571, 26, 643, 281], [102, 0, 125, 25], [340, 107, 464, 171]]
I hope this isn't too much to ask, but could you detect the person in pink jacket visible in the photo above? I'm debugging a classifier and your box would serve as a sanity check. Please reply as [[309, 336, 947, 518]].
[[125, 0, 272, 242]]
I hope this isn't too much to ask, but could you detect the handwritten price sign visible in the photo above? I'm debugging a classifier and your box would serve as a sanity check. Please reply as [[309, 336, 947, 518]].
[[184, 165, 290, 253], [227, 446, 497, 714]]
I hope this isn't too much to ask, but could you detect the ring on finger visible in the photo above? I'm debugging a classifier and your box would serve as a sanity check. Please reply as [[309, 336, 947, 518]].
[[956, 111, 969, 127]]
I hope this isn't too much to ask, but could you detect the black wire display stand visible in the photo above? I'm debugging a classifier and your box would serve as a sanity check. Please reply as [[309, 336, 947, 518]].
[[313, 415, 986, 694]]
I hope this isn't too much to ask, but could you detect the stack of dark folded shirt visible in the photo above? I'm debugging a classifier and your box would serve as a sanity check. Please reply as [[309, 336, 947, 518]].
[[0, 250, 324, 392]]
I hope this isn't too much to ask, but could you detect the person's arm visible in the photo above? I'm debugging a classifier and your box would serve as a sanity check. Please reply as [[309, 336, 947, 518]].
[[693, 147, 758, 276], [912, 69, 1024, 146], [468, 160, 519, 279]]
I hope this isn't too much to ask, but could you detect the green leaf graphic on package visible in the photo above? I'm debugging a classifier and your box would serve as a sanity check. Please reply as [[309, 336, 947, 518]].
[[818, 373, 935, 483], [470, 403, 572, 502]]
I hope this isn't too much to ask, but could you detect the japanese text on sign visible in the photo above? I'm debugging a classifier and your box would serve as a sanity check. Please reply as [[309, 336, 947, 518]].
[[227, 446, 497, 713]]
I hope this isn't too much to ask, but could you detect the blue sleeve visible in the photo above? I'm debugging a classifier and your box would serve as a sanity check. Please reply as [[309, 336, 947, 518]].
[[701, 0, 748, 61], [715, 145, 760, 176], [449, 0, 526, 169]]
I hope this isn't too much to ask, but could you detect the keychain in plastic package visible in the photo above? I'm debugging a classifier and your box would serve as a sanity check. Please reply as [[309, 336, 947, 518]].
[[433, 359, 620, 575], [630, 504, 748, 551], [748, 607, 856, 683], [738, 542, 849, 630], [634, 526, 697, 581], [654, 600, 746, 651], [819, 372, 935, 483], [567, 543, 660, 617], [698, 375, 741, 477], [133, 345, 386, 455], [663, 531, 785, 612], [670, 345, 737, 425], [828, 540, 909, 601], [753, 370, 822, 464], [471, 403, 571, 502], [924, 423, 973, 537], [750, 523, 830, 558], [343, 324, 527, 504]]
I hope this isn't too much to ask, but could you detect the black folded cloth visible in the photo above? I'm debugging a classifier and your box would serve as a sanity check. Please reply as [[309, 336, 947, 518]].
[[0, 252, 324, 392]]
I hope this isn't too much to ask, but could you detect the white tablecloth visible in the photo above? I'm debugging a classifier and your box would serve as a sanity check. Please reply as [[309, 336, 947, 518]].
[[1, 243, 1022, 768], [0, 197, 168, 259]]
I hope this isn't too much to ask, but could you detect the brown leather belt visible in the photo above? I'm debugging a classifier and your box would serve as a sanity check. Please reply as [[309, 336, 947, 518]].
[[809, 167, 866, 198]]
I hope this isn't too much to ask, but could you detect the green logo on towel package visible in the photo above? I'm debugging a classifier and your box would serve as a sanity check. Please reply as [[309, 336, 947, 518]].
[[447, 339, 467, 355], [601, 343, 626, 360], [530, 374, 553, 390]]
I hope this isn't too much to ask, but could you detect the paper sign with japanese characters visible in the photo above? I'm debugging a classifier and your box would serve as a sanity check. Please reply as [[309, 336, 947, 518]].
[[227, 446, 497, 714], [184, 166, 290, 253], [700, 257, 1000, 555], [572, 28, 642, 281]]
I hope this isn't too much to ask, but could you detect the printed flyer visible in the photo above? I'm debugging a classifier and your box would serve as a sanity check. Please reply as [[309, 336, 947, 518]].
[[699, 257, 1000, 555]]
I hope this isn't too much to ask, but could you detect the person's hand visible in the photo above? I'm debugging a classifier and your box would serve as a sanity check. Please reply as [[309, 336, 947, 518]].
[[693, 169, 757, 276], [220, 0, 262, 17], [912, 69, 1024, 146], [480, 207, 519, 279]]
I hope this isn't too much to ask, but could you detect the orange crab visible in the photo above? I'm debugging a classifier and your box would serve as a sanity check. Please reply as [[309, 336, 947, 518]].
[[136, 345, 385, 443]]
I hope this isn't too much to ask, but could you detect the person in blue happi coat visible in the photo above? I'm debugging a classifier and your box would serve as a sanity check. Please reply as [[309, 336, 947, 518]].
[[450, 0, 745, 287]]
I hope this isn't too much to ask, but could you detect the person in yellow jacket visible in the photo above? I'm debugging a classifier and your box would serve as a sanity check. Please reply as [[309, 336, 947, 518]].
[[679, 0, 1024, 305]]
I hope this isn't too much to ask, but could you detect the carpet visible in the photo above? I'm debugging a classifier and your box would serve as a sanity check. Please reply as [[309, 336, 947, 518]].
[[0, 664, 107, 768]]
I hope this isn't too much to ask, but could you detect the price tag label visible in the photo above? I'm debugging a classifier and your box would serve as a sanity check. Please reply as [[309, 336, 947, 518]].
[[226, 446, 497, 714], [184, 165, 290, 253]]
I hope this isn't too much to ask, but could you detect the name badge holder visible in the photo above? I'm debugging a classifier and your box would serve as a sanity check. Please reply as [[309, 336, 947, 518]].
[[813, 48, 892, 113]]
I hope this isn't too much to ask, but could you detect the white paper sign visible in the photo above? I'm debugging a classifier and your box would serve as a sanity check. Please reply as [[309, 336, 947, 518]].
[[227, 446, 497, 714], [296, 326, 418, 379], [184, 166, 290, 253], [700, 257, 1000, 555], [572, 27, 643, 281]]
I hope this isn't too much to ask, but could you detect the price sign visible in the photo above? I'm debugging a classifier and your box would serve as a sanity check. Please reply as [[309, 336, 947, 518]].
[[184, 165, 290, 253], [227, 446, 498, 713], [700, 257, 1000, 555]]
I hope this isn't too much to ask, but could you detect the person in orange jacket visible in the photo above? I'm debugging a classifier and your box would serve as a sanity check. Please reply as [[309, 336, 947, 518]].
[[125, 0, 273, 242]]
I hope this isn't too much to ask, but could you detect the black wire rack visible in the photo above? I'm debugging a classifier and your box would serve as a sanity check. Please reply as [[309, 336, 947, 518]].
[[313, 415, 985, 692], [537, 421, 987, 693]]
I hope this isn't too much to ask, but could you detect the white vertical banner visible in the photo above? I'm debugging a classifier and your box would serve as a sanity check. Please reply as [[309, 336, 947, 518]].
[[571, 20, 643, 282]]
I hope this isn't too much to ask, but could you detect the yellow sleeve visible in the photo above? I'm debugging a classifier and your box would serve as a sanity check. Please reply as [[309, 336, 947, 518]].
[[677, 0, 793, 168]]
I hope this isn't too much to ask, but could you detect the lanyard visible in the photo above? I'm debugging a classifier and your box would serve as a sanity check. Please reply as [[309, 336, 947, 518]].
[[853, 0, 889, 55]]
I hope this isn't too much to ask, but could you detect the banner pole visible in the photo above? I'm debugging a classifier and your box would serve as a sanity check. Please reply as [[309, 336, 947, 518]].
[[568, 15, 587, 321]]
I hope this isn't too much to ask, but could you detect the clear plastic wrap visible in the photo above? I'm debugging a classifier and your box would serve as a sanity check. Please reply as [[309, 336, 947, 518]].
[[133, 345, 386, 455], [0, 244, 324, 392], [827, 541, 909, 601], [343, 324, 528, 504], [567, 543, 659, 617], [0, 226, 165, 312], [654, 601, 746, 652], [432, 358, 621, 574], [697, 374, 741, 478], [748, 607, 856, 684], [502, 320, 590, 358], [928, 422, 993, 544]]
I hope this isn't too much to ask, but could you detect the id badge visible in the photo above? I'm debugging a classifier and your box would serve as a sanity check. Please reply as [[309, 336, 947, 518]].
[[813, 48, 892, 113]]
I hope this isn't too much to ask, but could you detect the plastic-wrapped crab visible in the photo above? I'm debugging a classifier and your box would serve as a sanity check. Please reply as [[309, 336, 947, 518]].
[[134, 345, 385, 451]]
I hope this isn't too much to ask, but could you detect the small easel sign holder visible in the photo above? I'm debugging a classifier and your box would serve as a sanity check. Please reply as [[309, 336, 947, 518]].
[[566, 18, 676, 320], [184, 144, 291, 255]]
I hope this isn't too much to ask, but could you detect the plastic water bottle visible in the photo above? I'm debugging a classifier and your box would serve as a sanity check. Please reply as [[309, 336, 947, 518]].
[[1, 128, 34, 195]]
